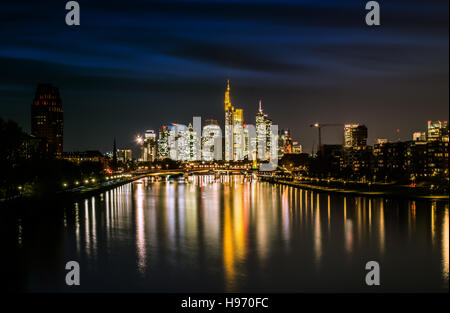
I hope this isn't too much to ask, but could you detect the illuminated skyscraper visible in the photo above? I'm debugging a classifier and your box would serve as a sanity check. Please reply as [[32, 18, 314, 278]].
[[141, 130, 157, 162], [344, 124, 368, 149], [202, 119, 221, 161], [426, 120, 449, 176], [165, 123, 198, 161], [256, 100, 266, 160], [158, 125, 170, 159], [265, 117, 273, 160], [233, 108, 244, 160], [255, 100, 274, 160], [223, 80, 246, 161], [168, 124, 185, 160], [187, 123, 197, 161], [224, 80, 234, 161], [31, 84, 64, 157], [427, 120, 448, 141], [243, 124, 250, 160]]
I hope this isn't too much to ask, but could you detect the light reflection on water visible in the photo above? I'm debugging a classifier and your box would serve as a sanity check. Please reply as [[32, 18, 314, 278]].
[[10, 175, 450, 292]]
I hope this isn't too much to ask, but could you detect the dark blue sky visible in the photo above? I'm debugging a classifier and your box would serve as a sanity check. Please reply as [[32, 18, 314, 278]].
[[0, 0, 448, 153]]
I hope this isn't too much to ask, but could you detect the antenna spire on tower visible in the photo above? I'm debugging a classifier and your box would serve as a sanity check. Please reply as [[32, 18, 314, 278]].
[[224, 79, 232, 110]]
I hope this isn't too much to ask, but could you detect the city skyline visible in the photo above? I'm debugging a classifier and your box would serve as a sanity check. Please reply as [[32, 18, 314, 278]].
[[0, 0, 448, 153], [21, 80, 450, 158]]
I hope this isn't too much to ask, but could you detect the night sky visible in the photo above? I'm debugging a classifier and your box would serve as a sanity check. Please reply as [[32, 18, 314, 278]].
[[0, 0, 448, 154]]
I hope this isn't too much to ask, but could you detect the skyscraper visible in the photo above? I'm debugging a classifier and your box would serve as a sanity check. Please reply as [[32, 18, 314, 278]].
[[202, 119, 221, 161], [243, 124, 250, 160], [224, 80, 234, 161], [256, 100, 266, 160], [265, 117, 273, 160], [141, 129, 157, 162], [31, 84, 64, 157], [165, 123, 198, 161], [426, 120, 449, 176], [344, 124, 368, 150], [256, 100, 273, 161], [427, 120, 448, 141], [187, 123, 197, 161], [158, 125, 170, 159], [233, 108, 244, 160], [223, 80, 247, 161]]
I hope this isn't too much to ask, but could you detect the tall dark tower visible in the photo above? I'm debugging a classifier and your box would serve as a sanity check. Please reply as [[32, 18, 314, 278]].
[[31, 84, 64, 157]]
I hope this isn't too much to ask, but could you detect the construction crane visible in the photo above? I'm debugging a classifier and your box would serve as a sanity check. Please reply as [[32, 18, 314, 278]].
[[310, 123, 343, 154]]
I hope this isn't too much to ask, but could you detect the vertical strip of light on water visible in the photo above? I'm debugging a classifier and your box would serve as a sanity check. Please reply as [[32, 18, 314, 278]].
[[177, 181, 186, 248], [84, 199, 90, 259], [186, 180, 198, 261], [105, 191, 110, 255], [256, 183, 268, 263], [408, 201, 416, 239], [357, 198, 362, 247], [17, 218, 23, 247], [431, 201, 437, 248], [281, 187, 290, 244], [300, 189, 303, 219], [327, 195, 331, 233], [305, 190, 308, 220], [149, 183, 159, 258], [233, 181, 247, 260], [344, 197, 353, 254], [166, 182, 176, 251], [379, 200, 385, 256], [442, 204, 449, 284], [136, 182, 146, 275], [314, 193, 322, 265], [344, 197, 347, 220], [91, 196, 97, 259], [106, 191, 109, 230], [368, 199, 372, 237], [203, 181, 220, 259], [75, 203, 80, 254], [294, 188, 297, 218], [223, 194, 235, 292]]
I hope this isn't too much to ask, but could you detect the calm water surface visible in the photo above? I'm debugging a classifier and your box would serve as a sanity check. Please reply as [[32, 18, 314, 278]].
[[6, 175, 449, 292]]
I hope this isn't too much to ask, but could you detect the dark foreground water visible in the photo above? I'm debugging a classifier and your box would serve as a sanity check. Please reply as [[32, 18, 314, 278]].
[[5, 175, 449, 292]]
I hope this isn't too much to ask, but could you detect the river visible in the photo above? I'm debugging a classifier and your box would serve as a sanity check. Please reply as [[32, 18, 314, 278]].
[[5, 175, 449, 292]]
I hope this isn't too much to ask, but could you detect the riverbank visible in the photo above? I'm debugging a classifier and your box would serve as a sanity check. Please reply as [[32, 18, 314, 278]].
[[0, 173, 148, 211], [261, 177, 449, 201]]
